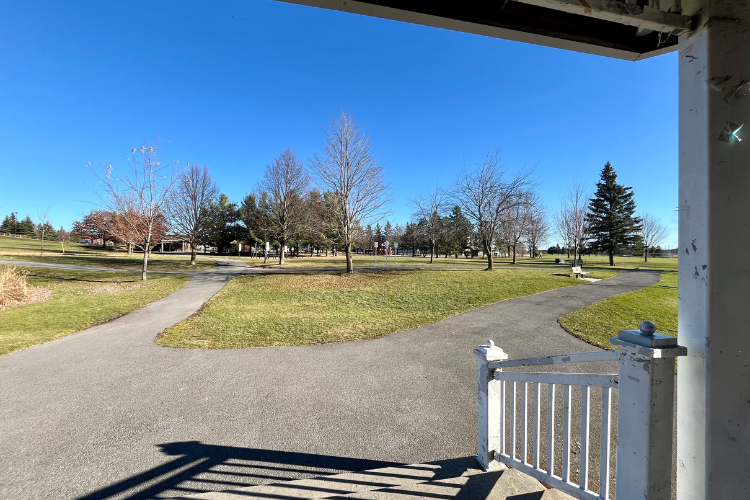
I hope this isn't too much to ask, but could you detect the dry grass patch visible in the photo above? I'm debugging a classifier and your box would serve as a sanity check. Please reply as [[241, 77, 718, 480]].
[[0, 266, 28, 305], [0, 266, 53, 311]]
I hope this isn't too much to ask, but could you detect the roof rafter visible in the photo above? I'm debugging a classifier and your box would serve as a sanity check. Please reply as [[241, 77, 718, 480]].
[[511, 0, 692, 34]]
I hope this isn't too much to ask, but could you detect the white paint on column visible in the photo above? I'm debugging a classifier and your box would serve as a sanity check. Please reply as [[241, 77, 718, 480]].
[[678, 1, 750, 498]]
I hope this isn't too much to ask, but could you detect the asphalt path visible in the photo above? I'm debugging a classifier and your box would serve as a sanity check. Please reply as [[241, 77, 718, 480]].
[[0, 262, 660, 500]]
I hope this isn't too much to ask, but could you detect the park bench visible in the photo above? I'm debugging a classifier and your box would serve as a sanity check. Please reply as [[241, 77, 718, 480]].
[[571, 266, 588, 279]]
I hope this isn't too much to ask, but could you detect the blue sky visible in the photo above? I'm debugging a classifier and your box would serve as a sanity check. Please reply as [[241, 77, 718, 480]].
[[0, 0, 678, 248]]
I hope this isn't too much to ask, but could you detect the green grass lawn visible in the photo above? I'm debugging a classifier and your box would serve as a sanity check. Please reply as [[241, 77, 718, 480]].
[[238, 253, 678, 272], [558, 272, 677, 349], [0, 267, 190, 356], [0, 235, 216, 270], [159, 267, 618, 349], [0, 234, 109, 254]]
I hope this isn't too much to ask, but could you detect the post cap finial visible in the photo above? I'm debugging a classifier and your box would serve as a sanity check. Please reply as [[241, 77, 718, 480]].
[[487, 340, 495, 348], [639, 321, 656, 336]]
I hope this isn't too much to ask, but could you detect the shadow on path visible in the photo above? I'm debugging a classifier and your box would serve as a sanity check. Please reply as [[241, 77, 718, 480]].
[[75, 441, 532, 500]]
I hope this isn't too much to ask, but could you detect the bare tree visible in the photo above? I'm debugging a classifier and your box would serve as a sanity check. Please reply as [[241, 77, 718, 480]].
[[58, 227, 71, 254], [640, 213, 668, 261], [168, 164, 218, 266], [261, 149, 310, 265], [524, 200, 549, 259], [310, 111, 391, 273], [454, 150, 530, 270], [505, 191, 536, 264], [411, 187, 449, 263], [95, 141, 179, 280], [555, 184, 589, 263], [37, 208, 50, 256]]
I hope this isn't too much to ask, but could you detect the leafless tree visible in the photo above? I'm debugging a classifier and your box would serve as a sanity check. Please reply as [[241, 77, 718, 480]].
[[555, 184, 589, 263], [168, 164, 218, 266], [37, 208, 50, 256], [58, 228, 72, 254], [524, 200, 549, 259], [411, 187, 449, 263], [261, 149, 310, 265], [94, 141, 180, 280], [454, 150, 531, 270], [640, 213, 669, 262], [505, 191, 536, 264], [310, 111, 391, 273]]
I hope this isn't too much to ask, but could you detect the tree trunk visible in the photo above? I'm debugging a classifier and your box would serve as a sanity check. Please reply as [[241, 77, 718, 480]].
[[141, 242, 149, 280], [279, 242, 285, 265], [512, 243, 517, 264], [485, 244, 494, 270], [190, 249, 196, 266], [430, 242, 435, 264], [345, 242, 353, 273], [644, 248, 649, 262], [609, 250, 615, 266], [263, 249, 268, 264]]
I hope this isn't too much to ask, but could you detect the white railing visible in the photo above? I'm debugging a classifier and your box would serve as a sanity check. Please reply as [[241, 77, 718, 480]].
[[476, 324, 687, 500]]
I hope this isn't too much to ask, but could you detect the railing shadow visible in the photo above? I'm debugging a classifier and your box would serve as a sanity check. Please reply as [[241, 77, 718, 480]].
[[75, 441, 398, 500], [74, 442, 523, 500]]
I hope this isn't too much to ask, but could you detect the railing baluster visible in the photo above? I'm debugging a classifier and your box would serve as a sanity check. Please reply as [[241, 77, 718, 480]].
[[562, 384, 571, 483], [600, 387, 612, 499], [580, 385, 590, 491], [533, 382, 540, 469], [522, 382, 528, 464], [510, 381, 516, 460], [547, 383, 555, 476], [500, 379, 506, 457]]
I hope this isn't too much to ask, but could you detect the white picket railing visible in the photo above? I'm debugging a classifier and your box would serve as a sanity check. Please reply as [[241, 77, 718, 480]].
[[494, 367, 617, 499], [476, 324, 687, 500]]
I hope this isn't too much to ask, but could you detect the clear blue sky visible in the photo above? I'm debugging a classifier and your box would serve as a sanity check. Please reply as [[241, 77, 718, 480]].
[[0, 0, 678, 248]]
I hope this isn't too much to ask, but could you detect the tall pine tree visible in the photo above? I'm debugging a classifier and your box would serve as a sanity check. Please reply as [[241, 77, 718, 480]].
[[587, 162, 641, 266]]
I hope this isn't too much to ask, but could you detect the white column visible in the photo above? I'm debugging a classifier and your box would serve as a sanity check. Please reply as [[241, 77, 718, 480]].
[[610, 324, 685, 500], [474, 340, 508, 471], [678, 2, 750, 498]]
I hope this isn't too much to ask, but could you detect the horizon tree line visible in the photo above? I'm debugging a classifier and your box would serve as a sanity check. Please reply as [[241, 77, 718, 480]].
[[4, 116, 670, 276]]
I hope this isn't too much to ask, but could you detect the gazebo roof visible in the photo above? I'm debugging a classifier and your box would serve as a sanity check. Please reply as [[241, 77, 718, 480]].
[[281, 0, 692, 60]]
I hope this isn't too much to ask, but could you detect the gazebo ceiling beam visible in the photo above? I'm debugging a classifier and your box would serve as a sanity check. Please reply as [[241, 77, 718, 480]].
[[511, 0, 692, 35]]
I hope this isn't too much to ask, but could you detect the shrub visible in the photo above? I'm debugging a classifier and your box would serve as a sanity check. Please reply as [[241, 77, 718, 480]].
[[0, 266, 28, 306]]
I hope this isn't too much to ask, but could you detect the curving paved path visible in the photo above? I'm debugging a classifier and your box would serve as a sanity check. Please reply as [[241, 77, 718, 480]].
[[0, 264, 660, 500]]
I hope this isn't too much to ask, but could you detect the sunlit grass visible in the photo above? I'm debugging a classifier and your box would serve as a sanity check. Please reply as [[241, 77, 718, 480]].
[[0, 267, 190, 356], [159, 268, 618, 349], [237, 253, 678, 272], [0, 236, 216, 270], [559, 272, 677, 349]]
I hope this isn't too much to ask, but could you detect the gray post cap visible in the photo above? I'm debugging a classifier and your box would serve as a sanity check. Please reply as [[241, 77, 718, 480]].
[[617, 321, 678, 348]]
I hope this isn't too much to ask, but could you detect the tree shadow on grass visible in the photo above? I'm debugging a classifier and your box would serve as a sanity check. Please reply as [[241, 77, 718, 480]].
[[28, 274, 137, 284]]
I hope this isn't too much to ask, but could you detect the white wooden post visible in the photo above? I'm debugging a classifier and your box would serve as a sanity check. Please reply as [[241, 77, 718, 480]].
[[475, 340, 508, 471], [610, 322, 687, 500]]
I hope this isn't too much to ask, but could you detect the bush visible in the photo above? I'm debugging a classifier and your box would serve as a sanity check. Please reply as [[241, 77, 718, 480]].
[[0, 266, 28, 306]]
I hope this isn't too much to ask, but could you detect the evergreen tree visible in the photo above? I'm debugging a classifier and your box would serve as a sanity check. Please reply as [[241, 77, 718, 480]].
[[446, 205, 472, 258], [18, 216, 37, 237], [1, 213, 19, 235], [375, 223, 384, 252], [587, 162, 641, 266], [207, 194, 241, 254]]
